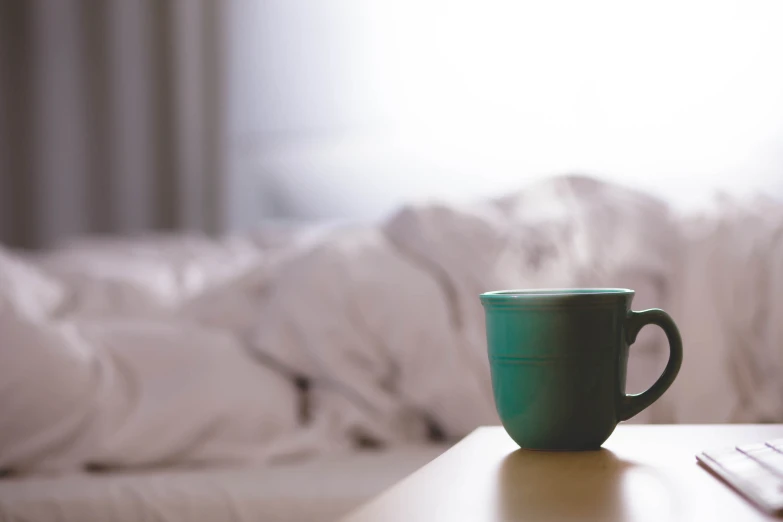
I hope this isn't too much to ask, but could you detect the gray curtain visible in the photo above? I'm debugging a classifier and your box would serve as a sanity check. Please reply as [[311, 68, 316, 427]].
[[0, 0, 227, 249]]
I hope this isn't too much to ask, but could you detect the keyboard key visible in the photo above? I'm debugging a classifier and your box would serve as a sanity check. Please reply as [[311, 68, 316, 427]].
[[698, 447, 783, 514], [739, 444, 783, 479]]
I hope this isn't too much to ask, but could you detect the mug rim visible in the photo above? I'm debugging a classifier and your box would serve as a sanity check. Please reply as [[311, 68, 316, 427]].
[[480, 288, 634, 306]]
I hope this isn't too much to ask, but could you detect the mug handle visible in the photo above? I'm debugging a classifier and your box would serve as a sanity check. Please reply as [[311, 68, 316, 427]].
[[618, 308, 683, 421]]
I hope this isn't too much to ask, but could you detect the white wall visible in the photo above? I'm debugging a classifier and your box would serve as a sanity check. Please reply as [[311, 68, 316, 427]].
[[228, 0, 783, 225]]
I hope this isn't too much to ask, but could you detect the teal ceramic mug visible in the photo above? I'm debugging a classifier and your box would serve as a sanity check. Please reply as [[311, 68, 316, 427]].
[[480, 288, 682, 450]]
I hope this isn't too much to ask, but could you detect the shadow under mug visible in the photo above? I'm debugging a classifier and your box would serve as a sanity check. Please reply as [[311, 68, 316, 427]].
[[480, 288, 682, 450]]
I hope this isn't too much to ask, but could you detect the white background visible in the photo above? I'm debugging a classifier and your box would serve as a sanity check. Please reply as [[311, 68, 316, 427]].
[[228, 0, 783, 224]]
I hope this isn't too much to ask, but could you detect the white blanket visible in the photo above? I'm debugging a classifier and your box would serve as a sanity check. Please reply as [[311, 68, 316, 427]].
[[1, 175, 781, 474]]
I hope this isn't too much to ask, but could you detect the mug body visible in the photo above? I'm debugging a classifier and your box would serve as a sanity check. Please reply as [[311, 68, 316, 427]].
[[480, 289, 634, 450]]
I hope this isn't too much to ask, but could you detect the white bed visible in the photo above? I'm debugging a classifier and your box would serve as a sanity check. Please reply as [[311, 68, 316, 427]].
[[1, 175, 782, 521], [0, 445, 447, 522]]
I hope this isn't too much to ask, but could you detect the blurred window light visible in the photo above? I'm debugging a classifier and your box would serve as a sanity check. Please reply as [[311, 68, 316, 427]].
[[231, 0, 783, 220]]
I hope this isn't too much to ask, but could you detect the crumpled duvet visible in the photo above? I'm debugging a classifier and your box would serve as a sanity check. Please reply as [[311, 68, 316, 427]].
[[0, 175, 781, 474]]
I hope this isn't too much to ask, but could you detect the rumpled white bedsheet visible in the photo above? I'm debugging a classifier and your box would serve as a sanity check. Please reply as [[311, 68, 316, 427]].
[[0, 445, 447, 522], [1, 175, 781, 474]]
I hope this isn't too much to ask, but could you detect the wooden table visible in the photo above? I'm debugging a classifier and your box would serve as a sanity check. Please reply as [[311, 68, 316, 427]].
[[342, 425, 783, 522]]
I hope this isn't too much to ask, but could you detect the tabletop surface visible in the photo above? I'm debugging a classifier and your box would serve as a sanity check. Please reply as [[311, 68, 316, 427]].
[[342, 424, 783, 522]]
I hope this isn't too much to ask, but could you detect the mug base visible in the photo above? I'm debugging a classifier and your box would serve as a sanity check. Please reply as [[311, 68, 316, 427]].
[[516, 445, 604, 452]]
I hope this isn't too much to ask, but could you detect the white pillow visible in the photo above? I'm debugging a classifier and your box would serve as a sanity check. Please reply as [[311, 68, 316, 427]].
[[0, 247, 65, 319], [37, 234, 264, 320]]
